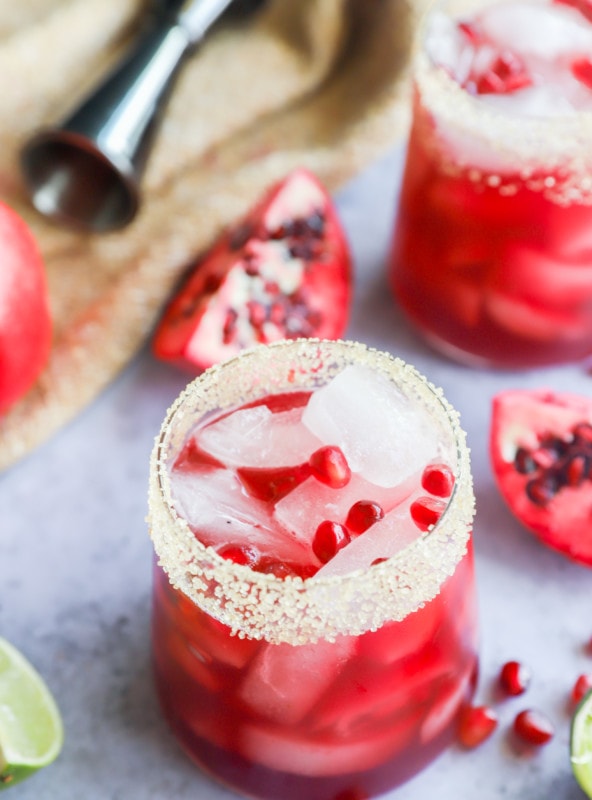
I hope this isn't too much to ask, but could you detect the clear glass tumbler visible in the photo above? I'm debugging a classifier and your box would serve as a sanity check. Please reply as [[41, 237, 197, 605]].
[[148, 338, 477, 799], [390, 0, 592, 368]]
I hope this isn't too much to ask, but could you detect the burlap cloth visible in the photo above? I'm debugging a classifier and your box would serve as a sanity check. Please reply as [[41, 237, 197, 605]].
[[0, 0, 428, 471]]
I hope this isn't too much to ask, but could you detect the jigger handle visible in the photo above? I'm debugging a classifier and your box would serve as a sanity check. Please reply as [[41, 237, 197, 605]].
[[20, 0, 235, 233]]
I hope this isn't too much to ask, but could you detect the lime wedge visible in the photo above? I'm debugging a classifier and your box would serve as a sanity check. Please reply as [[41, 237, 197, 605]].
[[572, 688, 592, 799], [0, 637, 64, 790]]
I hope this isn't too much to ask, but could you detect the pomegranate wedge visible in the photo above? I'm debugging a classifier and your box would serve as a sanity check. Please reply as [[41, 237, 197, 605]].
[[490, 389, 592, 566], [153, 169, 351, 372]]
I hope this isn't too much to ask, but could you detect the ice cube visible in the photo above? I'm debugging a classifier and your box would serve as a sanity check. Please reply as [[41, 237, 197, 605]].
[[477, 1, 592, 60], [170, 467, 309, 564], [197, 405, 322, 468], [239, 636, 354, 725], [419, 662, 475, 743], [238, 718, 412, 777], [171, 466, 264, 532], [302, 365, 442, 487], [313, 658, 432, 739], [275, 470, 419, 548], [314, 490, 425, 578], [426, 11, 476, 84], [357, 600, 445, 666]]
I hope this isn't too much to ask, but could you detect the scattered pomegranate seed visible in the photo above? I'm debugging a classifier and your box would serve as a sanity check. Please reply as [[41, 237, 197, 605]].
[[499, 660, 532, 696], [345, 500, 384, 534], [572, 673, 592, 705], [421, 463, 455, 497], [309, 446, 351, 489], [410, 496, 448, 531], [513, 709, 554, 745], [458, 704, 498, 749], [217, 544, 259, 566], [313, 520, 351, 564]]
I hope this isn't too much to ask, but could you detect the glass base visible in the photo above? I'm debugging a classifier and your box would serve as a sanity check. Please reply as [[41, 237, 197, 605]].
[[155, 683, 478, 800]]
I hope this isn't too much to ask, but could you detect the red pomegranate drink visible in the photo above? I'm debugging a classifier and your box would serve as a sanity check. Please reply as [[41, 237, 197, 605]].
[[148, 339, 477, 799], [390, 0, 592, 368]]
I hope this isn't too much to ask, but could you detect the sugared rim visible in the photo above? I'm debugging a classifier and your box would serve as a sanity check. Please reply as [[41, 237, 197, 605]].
[[415, 0, 592, 204], [148, 339, 475, 645]]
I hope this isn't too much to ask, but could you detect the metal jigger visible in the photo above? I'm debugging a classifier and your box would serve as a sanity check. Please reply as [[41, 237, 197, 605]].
[[20, 0, 236, 232]]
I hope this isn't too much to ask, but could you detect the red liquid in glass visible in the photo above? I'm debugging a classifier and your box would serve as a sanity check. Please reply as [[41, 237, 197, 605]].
[[390, 89, 592, 369], [151, 388, 478, 799]]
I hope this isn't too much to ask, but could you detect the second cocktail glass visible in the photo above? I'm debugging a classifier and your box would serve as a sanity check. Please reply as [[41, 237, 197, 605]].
[[390, 0, 592, 368], [148, 338, 477, 799]]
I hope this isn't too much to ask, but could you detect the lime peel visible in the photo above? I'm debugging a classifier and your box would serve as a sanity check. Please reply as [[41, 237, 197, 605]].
[[0, 637, 64, 790], [571, 688, 592, 799]]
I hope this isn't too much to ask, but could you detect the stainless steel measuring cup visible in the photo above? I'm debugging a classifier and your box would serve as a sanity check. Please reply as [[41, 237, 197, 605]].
[[20, 0, 250, 233]]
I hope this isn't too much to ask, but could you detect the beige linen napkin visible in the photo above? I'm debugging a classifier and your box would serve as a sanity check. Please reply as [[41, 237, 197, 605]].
[[0, 0, 427, 470]]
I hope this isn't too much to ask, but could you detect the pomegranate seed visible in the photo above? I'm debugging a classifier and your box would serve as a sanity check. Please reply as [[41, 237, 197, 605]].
[[345, 500, 384, 534], [458, 705, 498, 749], [525, 475, 558, 506], [476, 52, 532, 95], [309, 446, 351, 489], [564, 453, 589, 487], [313, 520, 351, 564], [514, 447, 537, 474], [572, 673, 592, 705], [513, 709, 554, 745], [421, 463, 455, 497], [499, 661, 531, 696], [571, 57, 592, 89], [573, 422, 592, 445], [410, 496, 447, 531], [532, 441, 563, 468], [237, 463, 311, 502], [217, 544, 259, 566]]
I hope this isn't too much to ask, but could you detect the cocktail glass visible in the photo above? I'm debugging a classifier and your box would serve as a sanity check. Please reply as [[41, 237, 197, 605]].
[[148, 338, 477, 799], [390, 0, 592, 368]]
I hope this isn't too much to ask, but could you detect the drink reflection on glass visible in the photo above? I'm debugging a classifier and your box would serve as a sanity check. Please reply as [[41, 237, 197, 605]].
[[390, 0, 592, 369], [148, 338, 477, 800]]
